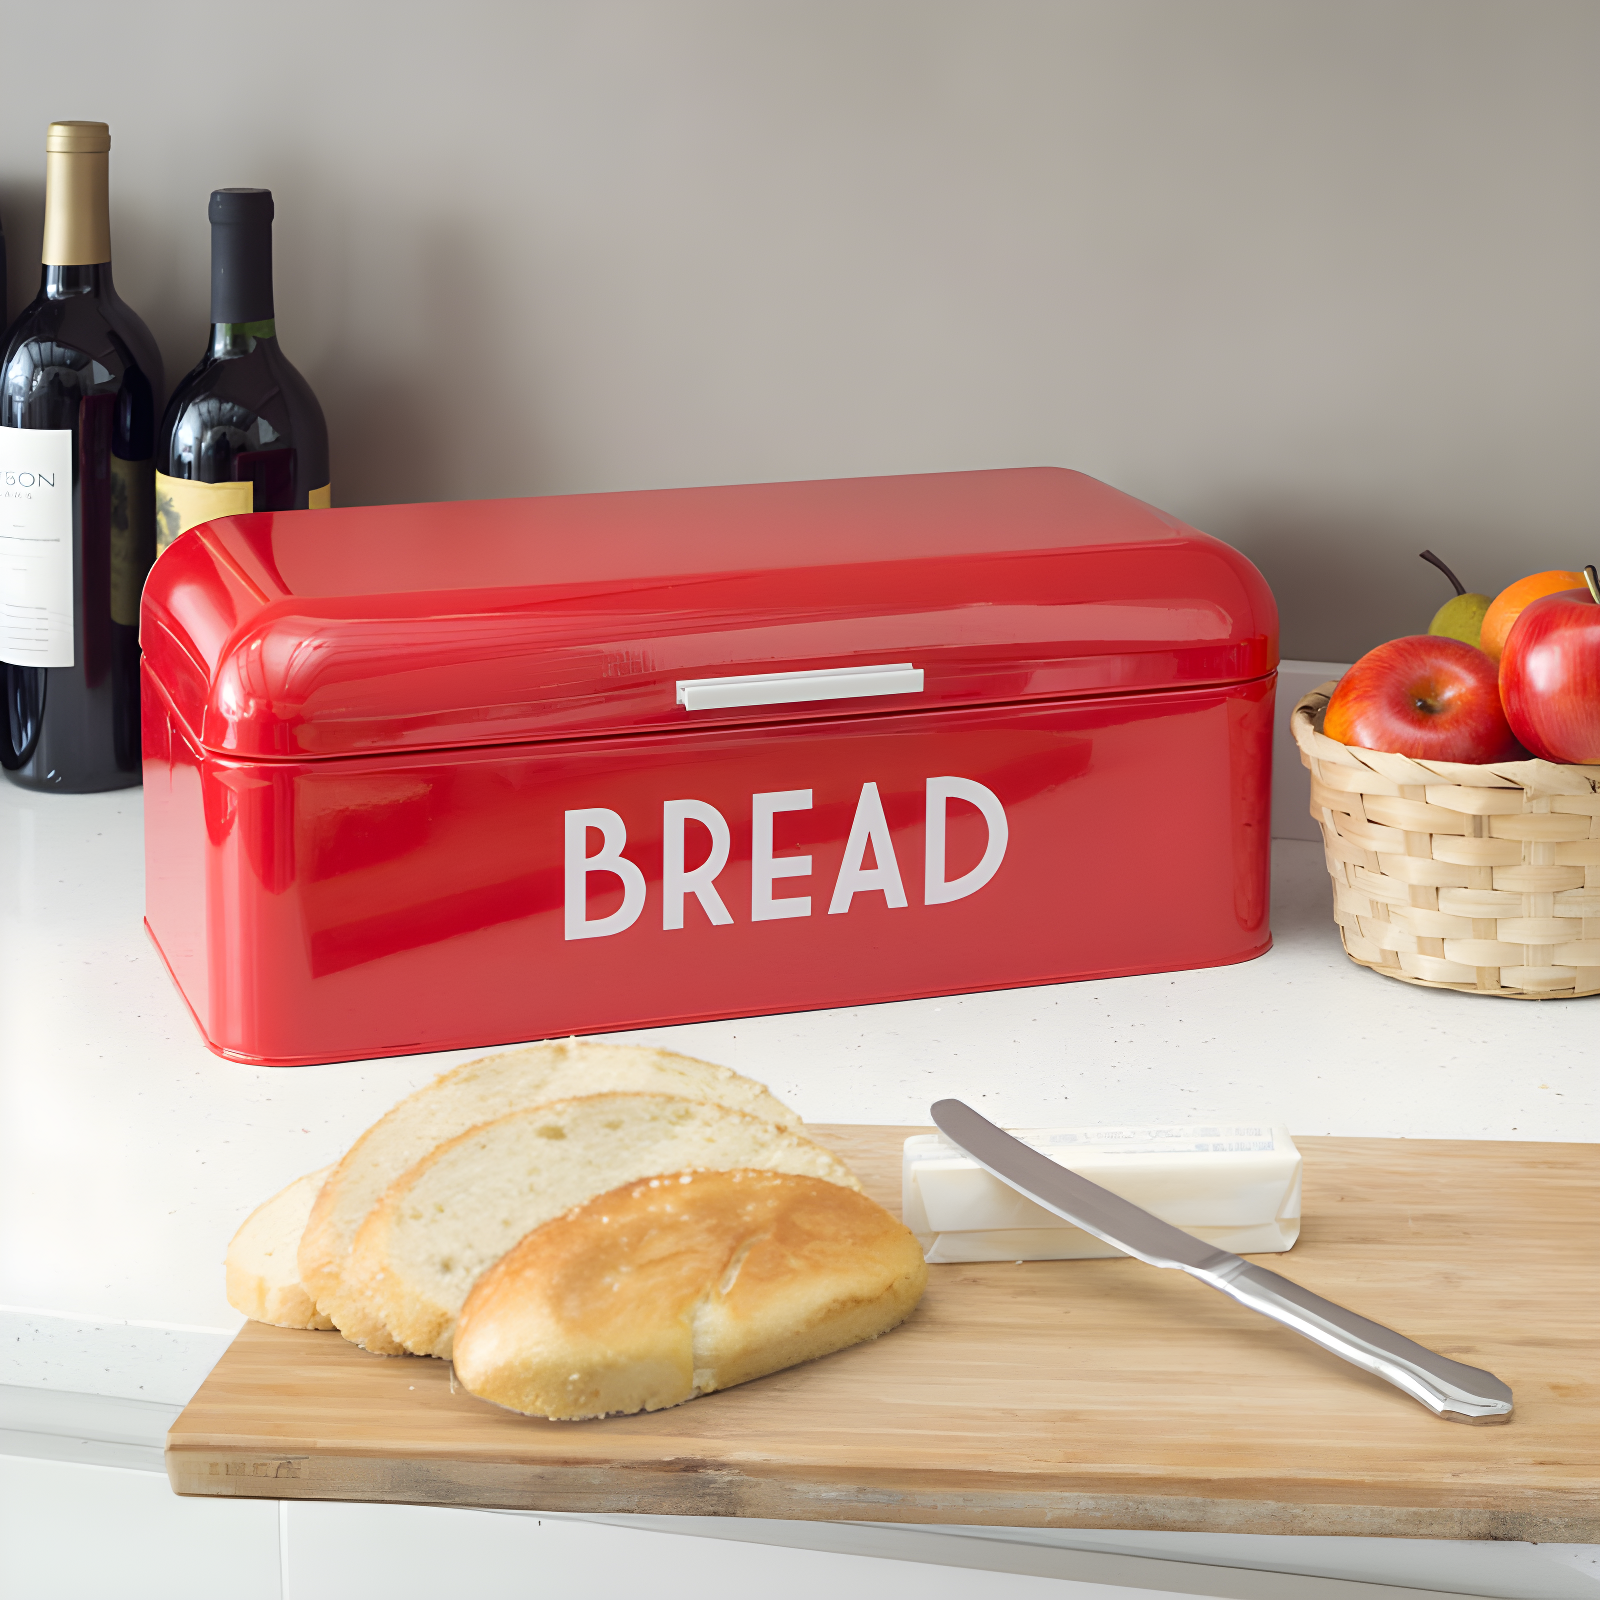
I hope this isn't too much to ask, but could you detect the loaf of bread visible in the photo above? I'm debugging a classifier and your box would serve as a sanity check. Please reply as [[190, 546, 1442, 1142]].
[[343, 1093, 861, 1359], [300, 1039, 800, 1352], [453, 1169, 927, 1420], [225, 1168, 335, 1330]]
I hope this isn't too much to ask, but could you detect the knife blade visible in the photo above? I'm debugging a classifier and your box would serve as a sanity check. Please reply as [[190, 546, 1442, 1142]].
[[929, 1098, 1513, 1424]]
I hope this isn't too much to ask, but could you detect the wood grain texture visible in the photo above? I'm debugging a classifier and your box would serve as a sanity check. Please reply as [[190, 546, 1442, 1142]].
[[167, 1129, 1600, 1538]]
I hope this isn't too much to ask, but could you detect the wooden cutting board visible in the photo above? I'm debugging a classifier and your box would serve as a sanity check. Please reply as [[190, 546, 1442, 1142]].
[[167, 1129, 1599, 1539]]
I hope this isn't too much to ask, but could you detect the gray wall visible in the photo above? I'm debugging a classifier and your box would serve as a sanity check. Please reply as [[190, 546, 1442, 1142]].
[[2, 1, 1594, 663]]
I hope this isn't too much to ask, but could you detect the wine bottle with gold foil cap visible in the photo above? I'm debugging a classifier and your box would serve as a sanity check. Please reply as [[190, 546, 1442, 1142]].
[[0, 121, 163, 792], [155, 188, 329, 556]]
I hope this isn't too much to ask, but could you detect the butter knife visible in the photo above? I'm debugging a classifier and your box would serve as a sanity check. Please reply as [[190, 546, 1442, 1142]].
[[929, 1099, 1513, 1424]]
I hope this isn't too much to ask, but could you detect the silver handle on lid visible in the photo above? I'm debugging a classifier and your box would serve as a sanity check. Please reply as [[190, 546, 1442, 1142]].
[[676, 663, 923, 711]]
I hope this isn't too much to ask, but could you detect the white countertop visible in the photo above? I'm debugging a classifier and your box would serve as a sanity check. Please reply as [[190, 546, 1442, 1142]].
[[3, 769, 1598, 1600]]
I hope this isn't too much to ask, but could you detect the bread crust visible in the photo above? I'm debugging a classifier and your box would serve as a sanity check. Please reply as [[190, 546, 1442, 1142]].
[[345, 1093, 861, 1359], [298, 1039, 799, 1351], [225, 1168, 335, 1331], [453, 1169, 926, 1420]]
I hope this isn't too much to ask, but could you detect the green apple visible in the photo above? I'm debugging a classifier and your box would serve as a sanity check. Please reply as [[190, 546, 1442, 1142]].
[[1421, 550, 1490, 649]]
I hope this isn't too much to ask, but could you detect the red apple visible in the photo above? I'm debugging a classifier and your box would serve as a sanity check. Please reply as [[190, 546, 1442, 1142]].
[[1499, 582, 1600, 762], [1324, 635, 1524, 762]]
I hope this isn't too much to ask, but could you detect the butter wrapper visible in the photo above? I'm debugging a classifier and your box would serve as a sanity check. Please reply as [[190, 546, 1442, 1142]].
[[903, 1123, 1301, 1263]]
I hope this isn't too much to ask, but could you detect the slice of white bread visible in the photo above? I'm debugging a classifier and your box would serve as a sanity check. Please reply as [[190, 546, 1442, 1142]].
[[300, 1039, 799, 1352], [345, 1093, 861, 1359], [225, 1168, 335, 1330], [453, 1168, 927, 1420]]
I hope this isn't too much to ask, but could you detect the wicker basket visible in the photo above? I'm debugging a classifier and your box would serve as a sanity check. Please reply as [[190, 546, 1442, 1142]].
[[1291, 684, 1600, 998]]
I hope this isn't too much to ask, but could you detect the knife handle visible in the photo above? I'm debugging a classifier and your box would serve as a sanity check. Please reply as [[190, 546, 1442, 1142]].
[[1196, 1259, 1513, 1424]]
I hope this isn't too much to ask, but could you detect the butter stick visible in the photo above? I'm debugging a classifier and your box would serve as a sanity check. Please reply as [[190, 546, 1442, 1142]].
[[902, 1124, 1301, 1264]]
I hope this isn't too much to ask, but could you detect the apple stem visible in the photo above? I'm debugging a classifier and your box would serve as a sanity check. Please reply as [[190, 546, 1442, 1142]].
[[1586, 565, 1600, 605], [1419, 550, 1467, 596]]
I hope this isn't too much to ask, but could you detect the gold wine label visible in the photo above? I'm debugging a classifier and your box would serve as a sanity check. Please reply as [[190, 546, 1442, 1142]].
[[42, 122, 112, 266], [155, 471, 253, 554], [308, 483, 331, 509], [109, 456, 155, 626]]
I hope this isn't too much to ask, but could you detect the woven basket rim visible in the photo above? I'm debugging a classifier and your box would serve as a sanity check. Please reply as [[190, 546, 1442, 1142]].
[[1290, 684, 1600, 797]]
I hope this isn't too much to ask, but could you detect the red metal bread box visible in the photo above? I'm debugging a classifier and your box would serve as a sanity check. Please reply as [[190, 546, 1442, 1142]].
[[140, 467, 1278, 1065]]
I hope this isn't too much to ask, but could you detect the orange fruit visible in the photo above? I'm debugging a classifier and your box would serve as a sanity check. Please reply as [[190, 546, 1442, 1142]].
[[1480, 570, 1586, 661]]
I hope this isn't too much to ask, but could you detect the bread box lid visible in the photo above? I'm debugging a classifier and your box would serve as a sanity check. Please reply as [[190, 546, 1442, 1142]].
[[139, 467, 1277, 761]]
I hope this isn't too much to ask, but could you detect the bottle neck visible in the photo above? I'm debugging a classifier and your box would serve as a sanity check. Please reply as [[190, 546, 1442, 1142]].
[[41, 150, 112, 268], [43, 262, 112, 300], [210, 319, 277, 359], [210, 210, 275, 326]]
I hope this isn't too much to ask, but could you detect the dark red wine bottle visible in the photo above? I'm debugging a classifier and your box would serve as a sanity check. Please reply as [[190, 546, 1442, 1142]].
[[1, 122, 163, 792], [156, 188, 329, 554]]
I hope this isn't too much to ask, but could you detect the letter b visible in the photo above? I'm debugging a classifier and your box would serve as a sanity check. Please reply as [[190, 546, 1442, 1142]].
[[564, 808, 647, 939]]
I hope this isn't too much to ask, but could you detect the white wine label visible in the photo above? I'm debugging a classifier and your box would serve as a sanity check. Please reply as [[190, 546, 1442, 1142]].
[[110, 457, 155, 627], [0, 425, 76, 668], [308, 483, 331, 510], [154, 471, 253, 555]]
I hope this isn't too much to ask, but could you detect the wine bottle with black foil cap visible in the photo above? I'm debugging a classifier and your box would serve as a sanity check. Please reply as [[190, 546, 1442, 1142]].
[[1, 122, 164, 792], [155, 189, 329, 555]]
